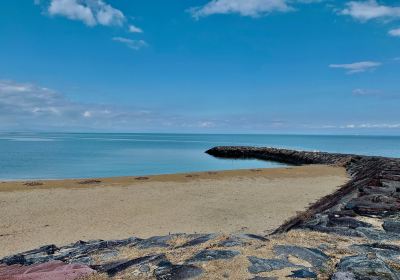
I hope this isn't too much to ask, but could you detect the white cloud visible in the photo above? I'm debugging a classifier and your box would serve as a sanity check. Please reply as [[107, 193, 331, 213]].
[[83, 111, 92, 118], [189, 0, 293, 18], [0, 80, 228, 131], [341, 0, 400, 22], [112, 37, 147, 50], [342, 123, 400, 129], [47, 0, 125, 27], [352, 88, 381, 96], [128, 24, 143, 33], [329, 61, 381, 74], [389, 28, 400, 37]]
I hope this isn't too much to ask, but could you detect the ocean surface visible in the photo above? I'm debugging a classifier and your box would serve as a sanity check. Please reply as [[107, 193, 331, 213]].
[[1, 133, 400, 180]]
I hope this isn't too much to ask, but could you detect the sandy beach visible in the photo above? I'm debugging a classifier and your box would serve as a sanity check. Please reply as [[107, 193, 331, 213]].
[[0, 165, 348, 258]]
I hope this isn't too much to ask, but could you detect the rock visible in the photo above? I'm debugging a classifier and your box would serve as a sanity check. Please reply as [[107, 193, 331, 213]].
[[187, 250, 239, 263], [139, 264, 150, 273], [177, 234, 216, 248], [247, 256, 298, 274], [237, 234, 269, 242], [154, 263, 203, 280], [331, 271, 356, 280], [356, 227, 400, 241], [327, 216, 372, 229], [288, 269, 317, 278], [345, 195, 400, 217], [383, 220, 400, 234], [218, 237, 245, 247], [274, 245, 329, 268], [381, 180, 400, 189], [94, 254, 166, 276], [136, 235, 173, 249], [335, 254, 399, 280], [350, 243, 400, 261], [0, 260, 95, 280]]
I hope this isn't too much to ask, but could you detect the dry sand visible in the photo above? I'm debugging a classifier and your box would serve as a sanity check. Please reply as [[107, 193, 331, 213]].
[[0, 165, 348, 258]]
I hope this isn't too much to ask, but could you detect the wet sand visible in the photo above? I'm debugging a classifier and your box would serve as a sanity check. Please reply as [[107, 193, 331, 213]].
[[0, 165, 348, 258]]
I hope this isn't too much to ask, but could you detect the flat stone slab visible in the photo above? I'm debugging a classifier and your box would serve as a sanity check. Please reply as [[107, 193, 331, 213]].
[[383, 220, 400, 234], [154, 264, 203, 280], [247, 256, 299, 274], [288, 269, 317, 278], [187, 250, 240, 263], [176, 234, 216, 248], [274, 245, 329, 268], [334, 254, 400, 280]]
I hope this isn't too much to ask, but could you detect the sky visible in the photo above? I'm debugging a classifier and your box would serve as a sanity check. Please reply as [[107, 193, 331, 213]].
[[0, 0, 399, 134]]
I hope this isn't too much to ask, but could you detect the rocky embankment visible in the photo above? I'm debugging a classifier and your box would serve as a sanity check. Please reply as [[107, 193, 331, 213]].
[[1, 146, 400, 280]]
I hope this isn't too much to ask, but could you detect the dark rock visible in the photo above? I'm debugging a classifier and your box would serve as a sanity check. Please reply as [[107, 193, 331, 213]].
[[139, 264, 150, 272], [177, 234, 216, 248], [77, 179, 101, 184], [274, 245, 329, 268], [288, 269, 317, 278], [218, 237, 245, 247], [94, 254, 166, 276], [238, 234, 269, 242], [356, 227, 400, 241], [350, 243, 400, 260], [335, 254, 399, 280], [331, 271, 356, 280], [154, 263, 203, 280], [383, 220, 400, 234], [327, 216, 373, 229], [345, 195, 400, 217], [381, 180, 400, 189], [304, 225, 364, 237], [187, 250, 239, 263], [136, 235, 173, 249], [247, 256, 298, 274]]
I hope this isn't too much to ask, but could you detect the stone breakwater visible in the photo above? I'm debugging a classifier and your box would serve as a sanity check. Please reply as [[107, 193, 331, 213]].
[[1, 146, 400, 280]]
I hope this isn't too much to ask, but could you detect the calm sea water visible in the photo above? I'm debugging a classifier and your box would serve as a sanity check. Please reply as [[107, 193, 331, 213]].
[[1, 133, 399, 180]]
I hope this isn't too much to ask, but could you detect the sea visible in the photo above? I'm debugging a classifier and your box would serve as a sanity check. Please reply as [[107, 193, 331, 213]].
[[1, 132, 399, 180]]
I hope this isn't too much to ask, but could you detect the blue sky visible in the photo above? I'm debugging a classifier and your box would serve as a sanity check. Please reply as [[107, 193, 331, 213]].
[[0, 0, 399, 134]]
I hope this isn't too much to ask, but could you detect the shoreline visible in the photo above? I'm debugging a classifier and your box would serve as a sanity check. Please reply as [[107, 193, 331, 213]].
[[2, 147, 400, 279], [0, 165, 347, 258]]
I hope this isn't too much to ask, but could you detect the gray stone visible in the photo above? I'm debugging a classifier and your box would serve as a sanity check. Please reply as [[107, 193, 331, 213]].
[[237, 234, 269, 242], [356, 227, 400, 241], [247, 256, 298, 274], [335, 254, 399, 280], [136, 235, 174, 249], [187, 250, 239, 263], [383, 220, 400, 234], [274, 245, 329, 268], [288, 269, 317, 278], [154, 264, 203, 280], [350, 243, 400, 261], [94, 254, 166, 276], [218, 237, 244, 247], [177, 234, 216, 248], [331, 272, 356, 280], [139, 264, 150, 273]]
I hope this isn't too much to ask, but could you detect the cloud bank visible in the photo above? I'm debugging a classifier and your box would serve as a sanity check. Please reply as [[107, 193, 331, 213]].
[[189, 0, 293, 18], [47, 0, 125, 26], [340, 0, 400, 22]]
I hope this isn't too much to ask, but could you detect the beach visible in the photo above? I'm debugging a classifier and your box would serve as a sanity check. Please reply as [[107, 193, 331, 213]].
[[0, 165, 348, 258]]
